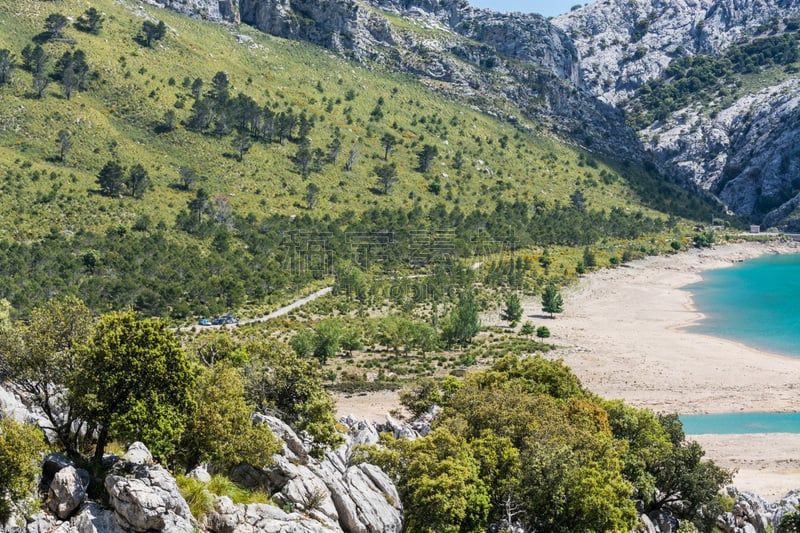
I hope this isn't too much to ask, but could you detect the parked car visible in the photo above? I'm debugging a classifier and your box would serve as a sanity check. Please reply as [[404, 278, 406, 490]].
[[198, 318, 212, 326], [211, 317, 226, 325], [222, 314, 239, 324]]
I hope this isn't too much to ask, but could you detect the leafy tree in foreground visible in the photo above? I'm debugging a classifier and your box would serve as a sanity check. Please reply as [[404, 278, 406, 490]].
[[541, 283, 563, 318], [0, 297, 93, 456], [650, 414, 733, 531], [244, 341, 344, 453], [0, 418, 47, 522], [500, 293, 523, 324], [364, 357, 639, 533], [180, 362, 279, 470], [74, 310, 196, 463], [401, 429, 491, 533]]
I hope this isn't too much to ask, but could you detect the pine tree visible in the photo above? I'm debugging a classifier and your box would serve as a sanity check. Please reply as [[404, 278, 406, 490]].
[[500, 293, 523, 324], [541, 283, 564, 318], [97, 160, 126, 197]]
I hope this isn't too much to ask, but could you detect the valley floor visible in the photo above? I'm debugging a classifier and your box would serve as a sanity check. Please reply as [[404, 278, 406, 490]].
[[336, 240, 800, 501]]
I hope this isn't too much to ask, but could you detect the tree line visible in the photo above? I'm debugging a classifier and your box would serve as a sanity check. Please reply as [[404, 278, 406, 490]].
[[0, 197, 663, 319]]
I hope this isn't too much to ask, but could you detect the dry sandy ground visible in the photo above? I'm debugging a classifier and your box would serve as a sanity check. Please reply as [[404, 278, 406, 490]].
[[335, 241, 800, 501]]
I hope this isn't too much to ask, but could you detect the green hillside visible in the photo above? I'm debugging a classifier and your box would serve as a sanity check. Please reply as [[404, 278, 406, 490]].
[[0, 0, 719, 317]]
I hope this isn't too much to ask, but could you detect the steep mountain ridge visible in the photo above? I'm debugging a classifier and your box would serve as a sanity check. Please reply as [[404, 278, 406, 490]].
[[557, 0, 800, 227], [555, 0, 800, 104]]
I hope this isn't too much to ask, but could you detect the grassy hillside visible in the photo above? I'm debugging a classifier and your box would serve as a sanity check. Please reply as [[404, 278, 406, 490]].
[[0, 0, 721, 318], [0, 0, 714, 233]]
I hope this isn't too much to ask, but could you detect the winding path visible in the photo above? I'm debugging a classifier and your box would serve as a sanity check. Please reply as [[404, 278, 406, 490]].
[[242, 286, 333, 325]]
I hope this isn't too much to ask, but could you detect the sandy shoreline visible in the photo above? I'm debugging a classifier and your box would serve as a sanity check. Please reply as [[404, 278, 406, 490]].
[[335, 241, 800, 500], [550, 241, 800, 416], [534, 240, 800, 500]]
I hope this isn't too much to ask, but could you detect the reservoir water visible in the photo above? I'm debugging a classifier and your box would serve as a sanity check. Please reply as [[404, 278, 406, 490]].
[[680, 412, 800, 435], [680, 253, 800, 434], [685, 253, 800, 357]]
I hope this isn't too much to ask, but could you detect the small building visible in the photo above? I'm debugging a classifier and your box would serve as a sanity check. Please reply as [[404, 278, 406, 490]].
[[750, 225, 761, 234]]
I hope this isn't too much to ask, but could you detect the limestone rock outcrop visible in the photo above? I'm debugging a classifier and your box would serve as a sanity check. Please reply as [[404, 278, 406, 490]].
[[47, 466, 90, 520], [104, 461, 195, 532], [224, 414, 402, 533], [555, 0, 800, 104]]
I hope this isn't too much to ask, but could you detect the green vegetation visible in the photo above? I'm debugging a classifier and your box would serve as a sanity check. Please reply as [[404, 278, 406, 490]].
[[541, 283, 564, 318], [358, 356, 732, 533], [176, 474, 270, 519], [441, 291, 481, 347], [0, 296, 342, 471], [628, 30, 800, 126], [0, 1, 748, 529], [180, 361, 280, 471], [75, 310, 196, 463], [0, 418, 47, 522], [0, 0, 724, 320], [0, 296, 92, 456], [500, 293, 523, 324]]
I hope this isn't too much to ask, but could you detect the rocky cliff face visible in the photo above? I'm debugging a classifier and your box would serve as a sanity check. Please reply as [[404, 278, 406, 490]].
[[556, 0, 800, 227], [555, 0, 800, 104], [640, 78, 800, 225]]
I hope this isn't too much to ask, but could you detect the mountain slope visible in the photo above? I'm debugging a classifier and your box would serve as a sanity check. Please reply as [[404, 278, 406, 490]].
[[0, 0, 717, 318], [153, 0, 647, 161], [557, 0, 800, 227]]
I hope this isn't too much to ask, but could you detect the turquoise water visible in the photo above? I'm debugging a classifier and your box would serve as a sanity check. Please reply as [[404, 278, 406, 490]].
[[680, 412, 800, 434], [681, 253, 800, 434], [685, 253, 800, 357]]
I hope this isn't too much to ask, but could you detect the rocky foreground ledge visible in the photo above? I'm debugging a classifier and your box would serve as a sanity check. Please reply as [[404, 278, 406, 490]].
[[2, 410, 800, 533]]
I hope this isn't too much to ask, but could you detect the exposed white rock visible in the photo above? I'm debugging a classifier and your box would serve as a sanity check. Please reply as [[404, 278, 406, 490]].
[[186, 465, 212, 483], [68, 502, 119, 533], [104, 452, 194, 533], [122, 442, 152, 465], [640, 78, 800, 224], [555, 0, 800, 104], [48, 466, 90, 520]]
